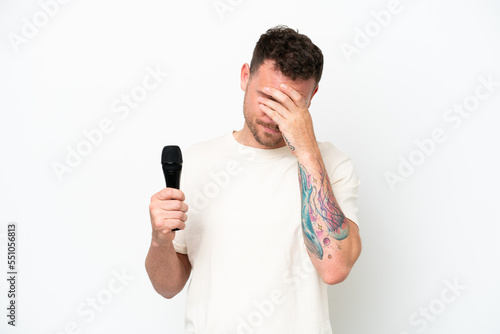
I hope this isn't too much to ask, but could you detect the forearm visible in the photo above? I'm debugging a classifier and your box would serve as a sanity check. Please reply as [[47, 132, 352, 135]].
[[254, 82, 361, 283], [297, 150, 361, 284], [145, 239, 189, 299]]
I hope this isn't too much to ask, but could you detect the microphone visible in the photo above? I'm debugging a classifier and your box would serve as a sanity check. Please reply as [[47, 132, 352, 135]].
[[161, 145, 183, 231]]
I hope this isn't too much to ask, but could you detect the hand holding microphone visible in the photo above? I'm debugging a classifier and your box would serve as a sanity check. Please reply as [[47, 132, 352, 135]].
[[148, 146, 188, 246]]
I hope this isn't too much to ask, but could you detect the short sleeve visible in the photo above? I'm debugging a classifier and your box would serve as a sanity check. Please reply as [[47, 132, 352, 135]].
[[172, 228, 187, 254], [329, 155, 361, 229]]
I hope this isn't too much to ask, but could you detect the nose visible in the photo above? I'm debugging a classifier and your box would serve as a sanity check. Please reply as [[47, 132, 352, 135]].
[[260, 116, 276, 126]]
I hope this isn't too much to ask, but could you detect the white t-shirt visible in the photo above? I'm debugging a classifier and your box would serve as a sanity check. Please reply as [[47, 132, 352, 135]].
[[173, 132, 360, 334]]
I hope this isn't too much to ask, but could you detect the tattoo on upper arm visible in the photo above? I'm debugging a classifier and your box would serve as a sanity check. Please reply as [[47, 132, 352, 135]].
[[298, 162, 350, 260]]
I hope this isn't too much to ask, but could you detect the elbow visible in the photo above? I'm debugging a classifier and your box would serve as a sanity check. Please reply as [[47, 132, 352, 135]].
[[153, 284, 182, 299], [321, 265, 351, 285], [322, 246, 362, 285], [145, 262, 183, 299], [161, 290, 179, 299], [322, 231, 362, 285]]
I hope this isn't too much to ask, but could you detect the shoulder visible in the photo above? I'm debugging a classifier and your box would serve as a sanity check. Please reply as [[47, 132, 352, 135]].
[[185, 133, 229, 154], [184, 133, 230, 162], [317, 141, 358, 183], [317, 141, 351, 166]]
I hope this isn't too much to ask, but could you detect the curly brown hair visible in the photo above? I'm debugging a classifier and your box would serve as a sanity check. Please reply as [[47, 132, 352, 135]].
[[249, 25, 324, 86]]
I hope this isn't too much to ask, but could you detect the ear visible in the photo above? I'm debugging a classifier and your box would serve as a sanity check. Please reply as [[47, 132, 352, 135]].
[[240, 63, 250, 91], [307, 85, 319, 108]]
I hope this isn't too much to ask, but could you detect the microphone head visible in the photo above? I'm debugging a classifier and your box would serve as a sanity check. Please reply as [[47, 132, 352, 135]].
[[162, 145, 183, 165]]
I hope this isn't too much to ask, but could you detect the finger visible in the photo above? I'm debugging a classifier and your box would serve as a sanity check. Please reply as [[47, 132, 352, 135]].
[[161, 210, 188, 222], [156, 200, 188, 213], [153, 188, 185, 201], [155, 219, 186, 232], [151, 207, 187, 222], [263, 86, 296, 111], [171, 221, 186, 230], [279, 83, 306, 108], [258, 103, 283, 125], [152, 211, 187, 229], [162, 217, 187, 231], [257, 96, 289, 118]]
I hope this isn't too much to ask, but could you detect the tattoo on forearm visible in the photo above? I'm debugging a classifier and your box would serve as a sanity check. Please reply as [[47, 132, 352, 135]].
[[298, 162, 350, 260], [298, 163, 323, 259], [283, 135, 295, 151]]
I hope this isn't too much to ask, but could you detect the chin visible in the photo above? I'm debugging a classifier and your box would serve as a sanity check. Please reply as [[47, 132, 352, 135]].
[[259, 132, 284, 147]]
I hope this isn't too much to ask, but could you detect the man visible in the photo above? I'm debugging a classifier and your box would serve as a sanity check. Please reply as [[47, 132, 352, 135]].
[[146, 25, 361, 333]]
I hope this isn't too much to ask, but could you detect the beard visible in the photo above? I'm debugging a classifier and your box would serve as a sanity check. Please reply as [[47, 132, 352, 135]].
[[242, 90, 284, 148]]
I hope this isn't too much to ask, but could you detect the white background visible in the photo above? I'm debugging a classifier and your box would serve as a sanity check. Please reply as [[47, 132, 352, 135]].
[[1, 0, 499, 333]]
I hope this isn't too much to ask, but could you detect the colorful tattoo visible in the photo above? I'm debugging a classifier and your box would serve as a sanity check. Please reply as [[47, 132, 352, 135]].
[[298, 162, 350, 260], [298, 163, 323, 259]]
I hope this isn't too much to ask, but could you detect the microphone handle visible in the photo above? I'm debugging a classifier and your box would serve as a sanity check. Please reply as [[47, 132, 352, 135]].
[[164, 172, 180, 190], [163, 169, 181, 232]]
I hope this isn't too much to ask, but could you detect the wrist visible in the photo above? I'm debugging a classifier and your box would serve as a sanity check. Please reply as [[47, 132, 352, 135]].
[[151, 232, 175, 248]]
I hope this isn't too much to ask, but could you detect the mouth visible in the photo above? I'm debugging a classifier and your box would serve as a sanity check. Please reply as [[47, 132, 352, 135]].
[[258, 121, 280, 134], [262, 125, 280, 134]]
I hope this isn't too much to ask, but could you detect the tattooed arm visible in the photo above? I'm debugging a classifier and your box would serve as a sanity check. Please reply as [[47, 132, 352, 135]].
[[296, 151, 361, 284], [257, 82, 361, 285]]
